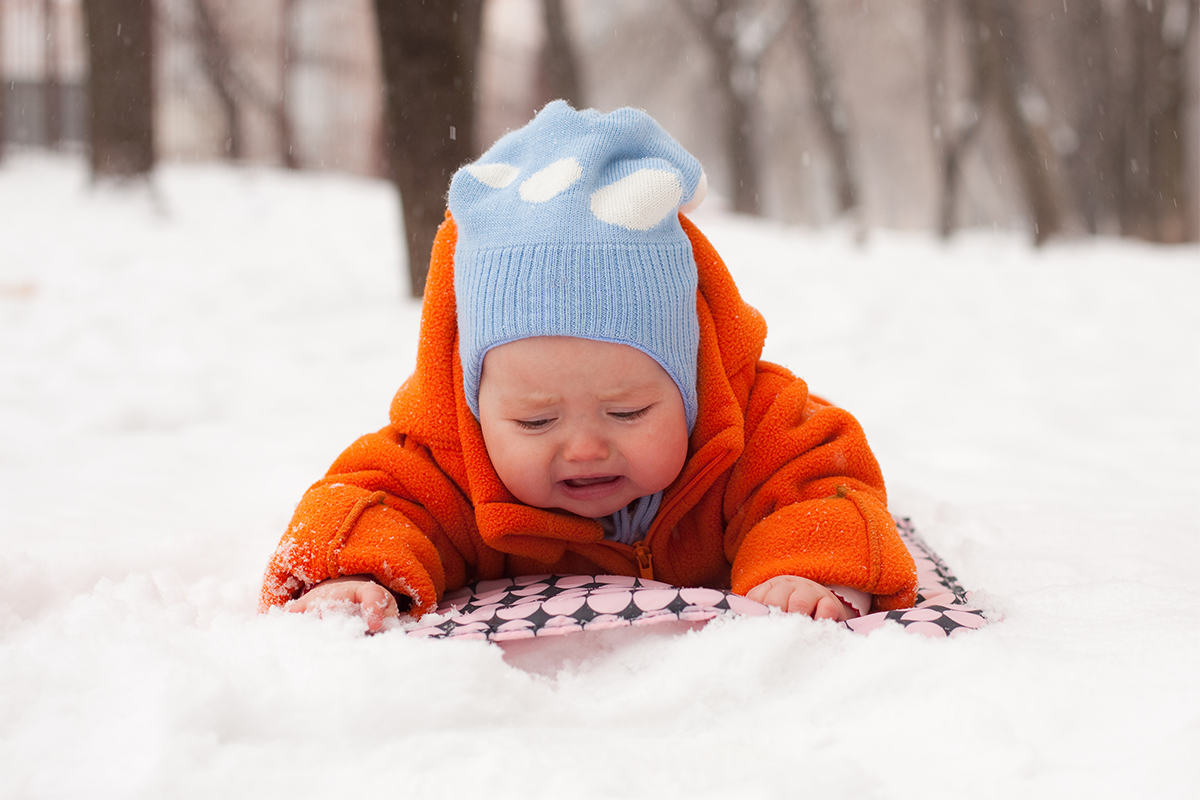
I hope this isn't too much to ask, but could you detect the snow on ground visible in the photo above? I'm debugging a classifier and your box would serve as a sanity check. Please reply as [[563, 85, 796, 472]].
[[1, 155, 1196, 799]]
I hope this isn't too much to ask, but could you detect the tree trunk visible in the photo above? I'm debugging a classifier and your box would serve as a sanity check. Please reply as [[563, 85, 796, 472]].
[[1120, 0, 1196, 243], [0, 2, 6, 164], [540, 0, 584, 108], [928, 0, 986, 238], [278, 0, 300, 169], [795, 0, 858, 221], [82, 0, 156, 179], [192, 0, 243, 160], [679, 0, 762, 216], [720, 60, 761, 216], [374, 0, 482, 297], [1147, 0, 1198, 243], [1058, 0, 1117, 234], [43, 0, 63, 149], [927, 0, 954, 236], [971, 0, 1062, 245]]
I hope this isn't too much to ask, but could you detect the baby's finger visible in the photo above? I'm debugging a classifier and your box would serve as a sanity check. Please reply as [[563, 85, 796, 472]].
[[283, 595, 310, 614], [744, 581, 770, 605], [284, 587, 341, 614], [746, 576, 794, 607], [284, 580, 363, 616], [357, 583, 400, 633], [813, 595, 844, 621], [782, 589, 820, 616], [762, 583, 802, 612]]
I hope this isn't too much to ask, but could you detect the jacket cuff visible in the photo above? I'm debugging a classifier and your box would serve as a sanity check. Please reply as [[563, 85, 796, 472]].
[[259, 486, 445, 617]]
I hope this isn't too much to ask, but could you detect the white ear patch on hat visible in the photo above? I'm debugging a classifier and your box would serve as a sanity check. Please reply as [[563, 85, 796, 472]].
[[519, 157, 583, 203], [590, 168, 683, 231], [464, 162, 519, 188]]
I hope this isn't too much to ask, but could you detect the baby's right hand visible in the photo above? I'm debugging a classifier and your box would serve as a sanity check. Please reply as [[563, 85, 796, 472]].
[[286, 575, 400, 633], [744, 575, 851, 621]]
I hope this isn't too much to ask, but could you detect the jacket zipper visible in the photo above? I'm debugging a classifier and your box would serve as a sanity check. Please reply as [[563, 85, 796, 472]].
[[626, 453, 726, 583], [633, 541, 654, 580]]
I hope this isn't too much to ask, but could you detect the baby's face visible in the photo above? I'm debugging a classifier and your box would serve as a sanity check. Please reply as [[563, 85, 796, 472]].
[[478, 337, 690, 519]]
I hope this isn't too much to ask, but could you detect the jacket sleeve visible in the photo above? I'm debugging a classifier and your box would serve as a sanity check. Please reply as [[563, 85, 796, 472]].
[[258, 427, 477, 616], [725, 365, 917, 612]]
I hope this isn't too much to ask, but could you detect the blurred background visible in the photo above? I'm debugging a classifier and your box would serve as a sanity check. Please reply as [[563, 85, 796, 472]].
[[1, 0, 1196, 296]]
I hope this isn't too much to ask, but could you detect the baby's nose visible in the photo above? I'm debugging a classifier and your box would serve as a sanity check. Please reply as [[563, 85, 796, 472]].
[[561, 427, 610, 462]]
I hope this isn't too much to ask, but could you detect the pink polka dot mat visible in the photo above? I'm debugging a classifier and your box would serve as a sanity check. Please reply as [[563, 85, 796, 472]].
[[404, 518, 987, 642]]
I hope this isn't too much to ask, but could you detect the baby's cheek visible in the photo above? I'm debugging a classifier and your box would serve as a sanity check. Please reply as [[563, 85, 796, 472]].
[[640, 428, 689, 489], [494, 443, 555, 506]]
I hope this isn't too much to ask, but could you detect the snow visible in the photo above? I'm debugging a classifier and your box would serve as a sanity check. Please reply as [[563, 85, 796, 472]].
[[1, 155, 1197, 798]]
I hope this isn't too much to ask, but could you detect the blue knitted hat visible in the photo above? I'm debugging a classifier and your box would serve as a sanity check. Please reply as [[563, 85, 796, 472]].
[[449, 101, 706, 430]]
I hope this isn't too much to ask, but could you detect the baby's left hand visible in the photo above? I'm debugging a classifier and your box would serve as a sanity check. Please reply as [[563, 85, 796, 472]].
[[745, 575, 850, 621]]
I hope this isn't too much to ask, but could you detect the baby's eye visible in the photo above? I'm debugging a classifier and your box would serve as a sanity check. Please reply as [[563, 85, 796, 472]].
[[514, 418, 553, 430], [609, 406, 652, 422]]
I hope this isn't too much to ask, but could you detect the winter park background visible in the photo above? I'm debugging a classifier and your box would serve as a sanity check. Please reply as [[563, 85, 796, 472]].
[[0, 153, 1196, 798]]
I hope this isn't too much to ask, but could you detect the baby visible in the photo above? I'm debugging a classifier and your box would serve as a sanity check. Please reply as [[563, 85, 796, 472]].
[[261, 102, 917, 632]]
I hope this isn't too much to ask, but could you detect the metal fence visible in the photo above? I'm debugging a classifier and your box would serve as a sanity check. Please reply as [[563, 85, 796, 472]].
[[0, 0, 385, 174], [1, 0, 87, 147]]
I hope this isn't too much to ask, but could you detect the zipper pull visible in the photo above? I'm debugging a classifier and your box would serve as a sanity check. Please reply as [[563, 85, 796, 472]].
[[633, 542, 654, 581]]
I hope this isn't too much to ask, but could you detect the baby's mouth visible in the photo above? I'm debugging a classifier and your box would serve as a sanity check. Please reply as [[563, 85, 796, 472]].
[[557, 474, 627, 505], [562, 476, 620, 488]]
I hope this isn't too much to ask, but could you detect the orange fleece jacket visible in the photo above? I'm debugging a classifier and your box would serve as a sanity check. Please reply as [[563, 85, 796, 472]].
[[260, 214, 918, 616]]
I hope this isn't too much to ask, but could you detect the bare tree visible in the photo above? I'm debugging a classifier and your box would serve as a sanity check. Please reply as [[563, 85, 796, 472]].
[[932, 0, 1195, 244], [374, 0, 483, 297], [278, 0, 299, 169], [0, 1, 6, 165], [82, 0, 156, 179], [192, 0, 243, 159], [925, 0, 1065, 242], [967, 0, 1063, 245], [1118, 0, 1197, 243], [1053, 0, 1120, 235], [43, 0, 63, 149], [188, 0, 303, 167], [539, 0, 584, 108], [926, 0, 985, 238], [793, 0, 859, 225], [1034, 0, 1197, 243], [678, 0, 793, 216]]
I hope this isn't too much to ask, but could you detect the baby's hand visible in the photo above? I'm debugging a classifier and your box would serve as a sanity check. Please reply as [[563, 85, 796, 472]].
[[745, 575, 850, 621], [285, 575, 401, 633]]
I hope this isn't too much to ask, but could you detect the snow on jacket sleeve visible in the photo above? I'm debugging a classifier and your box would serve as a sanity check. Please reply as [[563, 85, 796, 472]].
[[258, 428, 478, 616], [724, 363, 918, 612]]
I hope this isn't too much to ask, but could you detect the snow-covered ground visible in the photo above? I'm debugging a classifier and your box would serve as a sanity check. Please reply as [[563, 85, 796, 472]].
[[1, 155, 1196, 799]]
